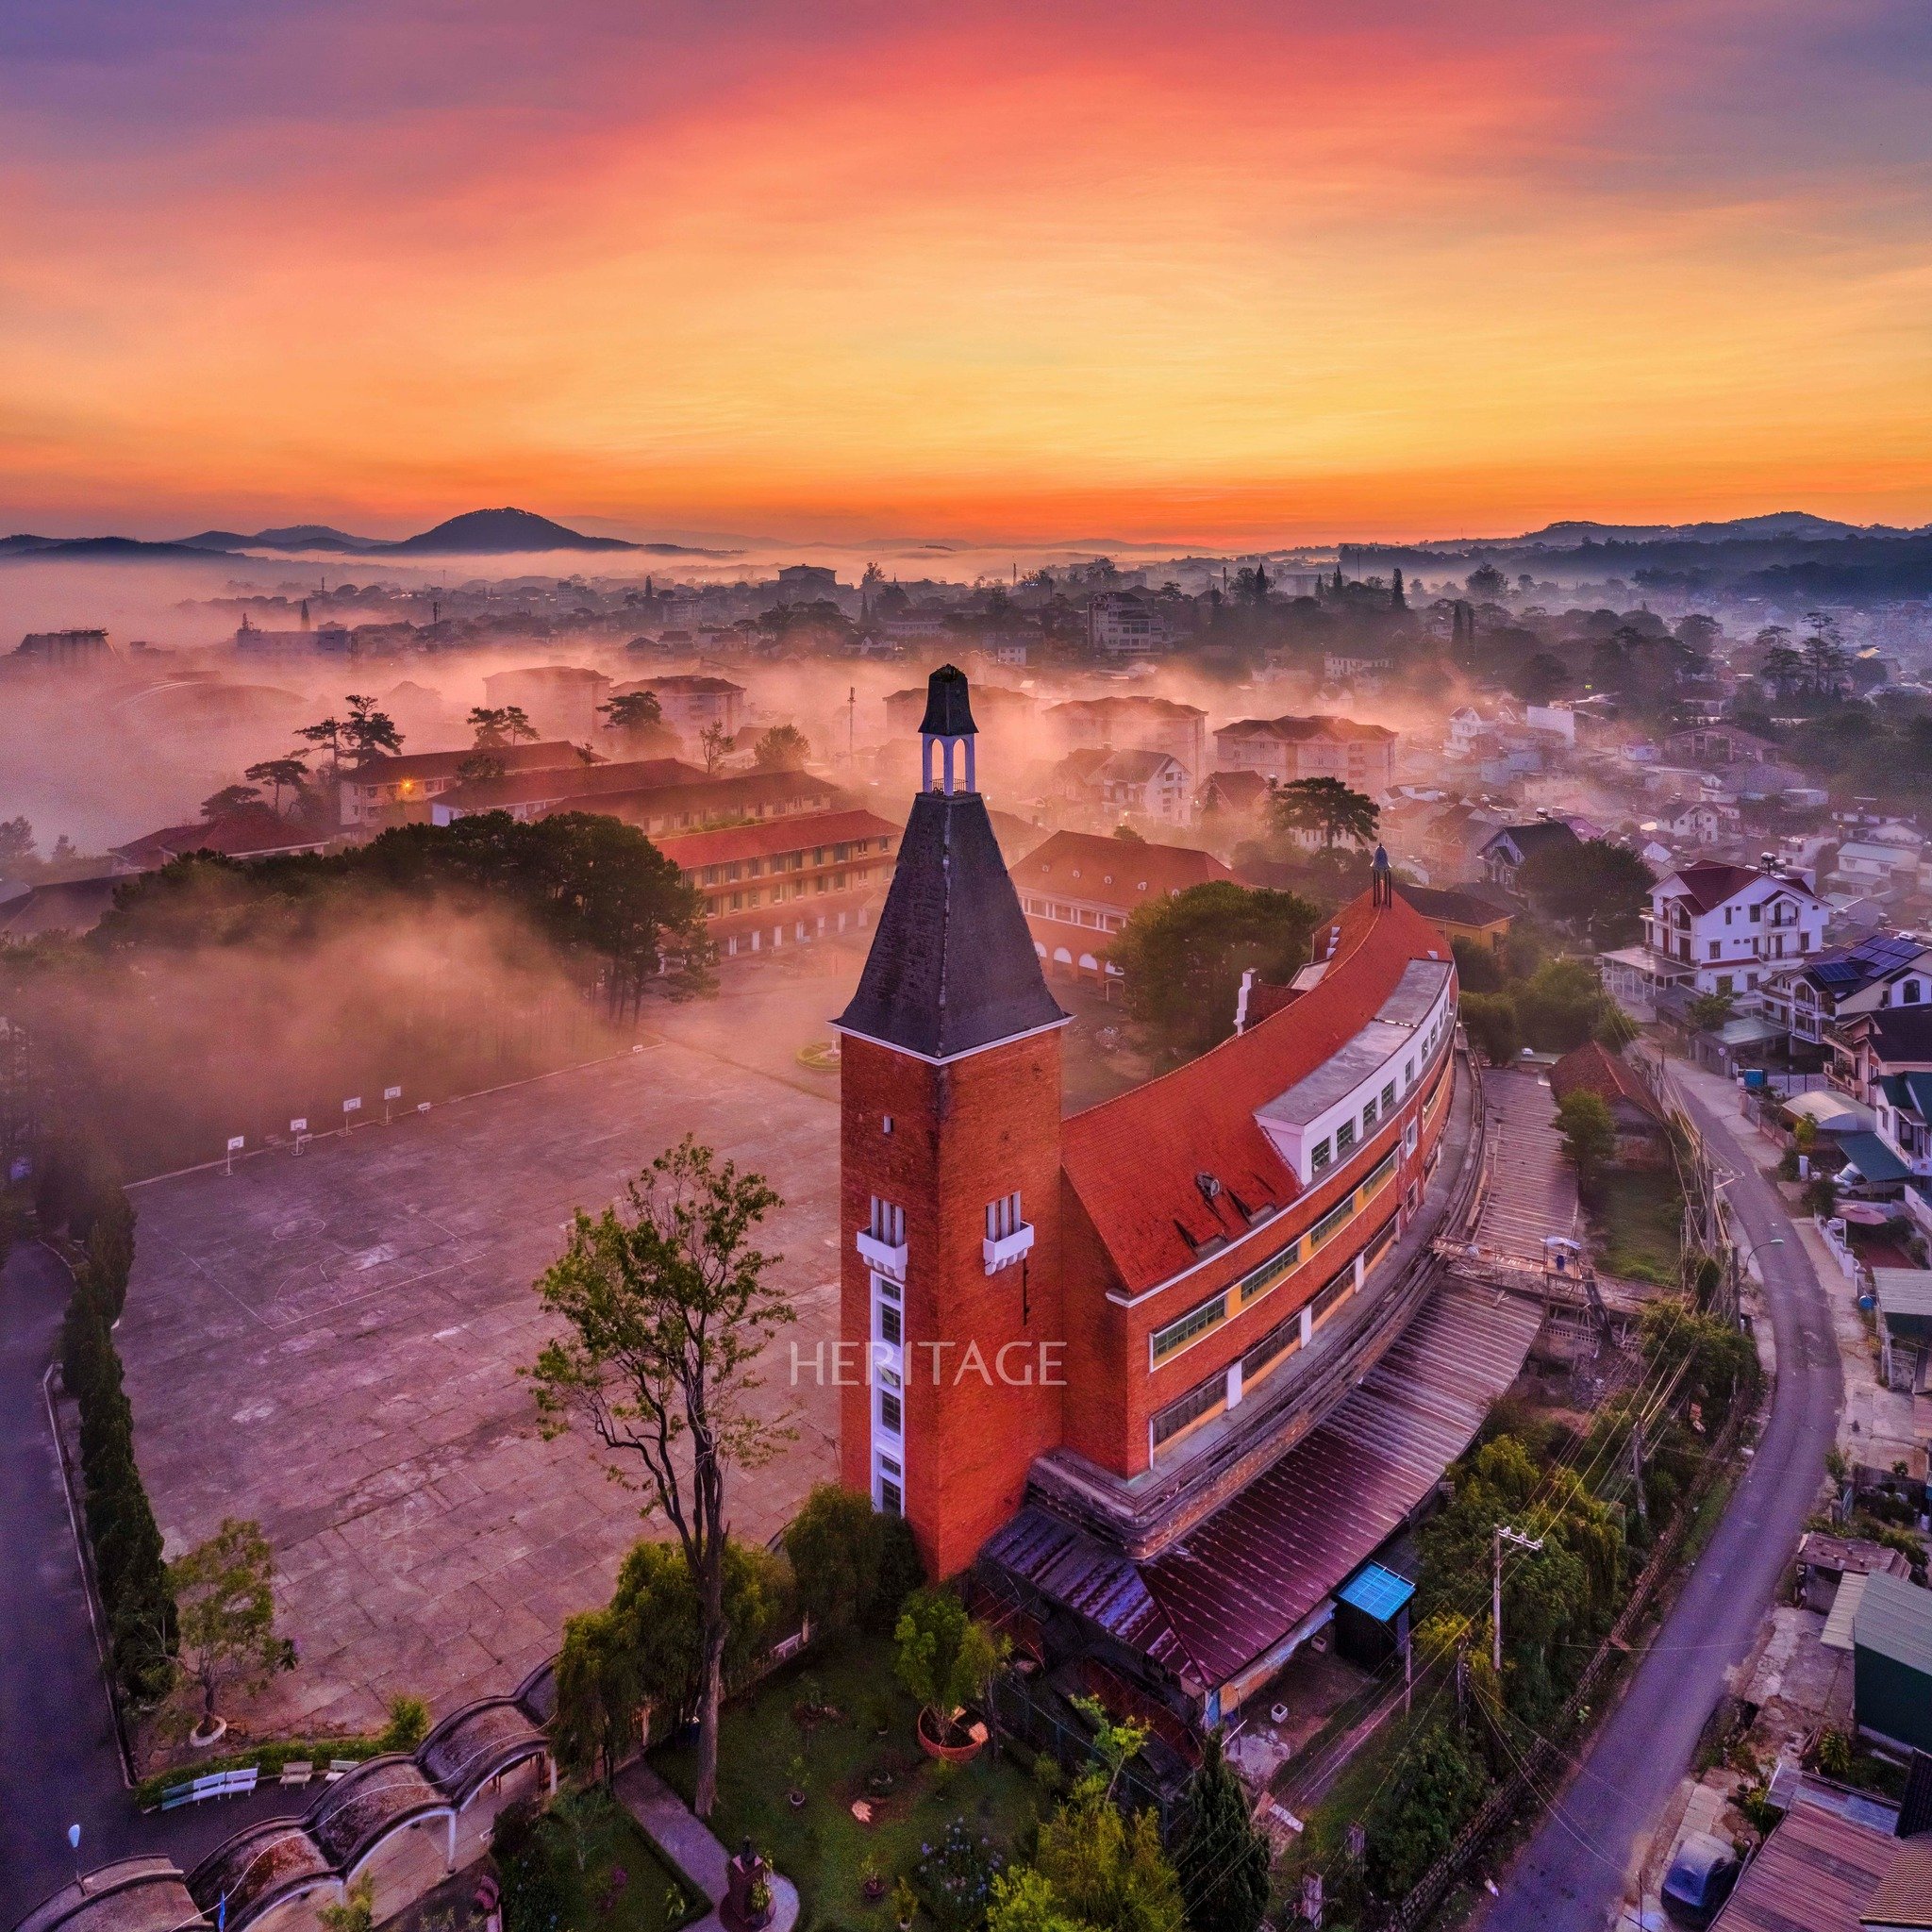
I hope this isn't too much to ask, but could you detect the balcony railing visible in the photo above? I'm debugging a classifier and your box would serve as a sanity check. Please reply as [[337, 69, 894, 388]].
[[983, 1224, 1036, 1275], [856, 1229, 908, 1280]]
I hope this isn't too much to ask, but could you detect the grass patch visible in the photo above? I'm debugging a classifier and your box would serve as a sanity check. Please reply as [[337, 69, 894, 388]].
[[502, 1790, 701, 1932], [652, 1631, 1041, 1930], [1591, 1166, 1683, 1285]]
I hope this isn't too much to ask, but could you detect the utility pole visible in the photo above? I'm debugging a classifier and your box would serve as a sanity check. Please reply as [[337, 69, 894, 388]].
[[1631, 1413, 1648, 1525], [1493, 1524, 1546, 1674], [847, 686, 856, 769]]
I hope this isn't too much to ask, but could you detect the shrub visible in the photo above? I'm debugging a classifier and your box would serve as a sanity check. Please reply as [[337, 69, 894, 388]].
[[379, 1693, 430, 1753]]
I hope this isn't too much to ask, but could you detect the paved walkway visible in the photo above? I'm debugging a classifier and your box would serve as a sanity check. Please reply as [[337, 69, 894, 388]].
[[613, 1758, 799, 1932], [1477, 1056, 1843, 1932]]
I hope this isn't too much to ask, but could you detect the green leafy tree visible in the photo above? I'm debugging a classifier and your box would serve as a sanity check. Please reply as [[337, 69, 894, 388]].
[[529, 1138, 794, 1818], [1689, 990, 1736, 1033], [1595, 1002, 1641, 1049], [783, 1481, 924, 1635], [341, 693, 403, 764], [1415, 1434, 1624, 1722], [553, 1603, 649, 1787], [599, 689, 664, 734], [244, 755, 309, 816], [1515, 838, 1653, 944], [1458, 991, 1520, 1066], [893, 1589, 1008, 1743], [1366, 1718, 1489, 1895], [0, 814, 36, 874], [753, 724, 811, 772], [1269, 776, 1380, 850], [378, 1692, 429, 1753], [200, 783, 261, 821], [1024, 1774, 1186, 1932], [1111, 881, 1317, 1062], [295, 714, 343, 775], [1516, 958, 1612, 1051], [456, 752, 508, 787], [1173, 1733, 1269, 1932], [698, 723, 733, 774], [318, 1877, 375, 1932], [1557, 1090, 1616, 1195], [168, 1517, 296, 1727]]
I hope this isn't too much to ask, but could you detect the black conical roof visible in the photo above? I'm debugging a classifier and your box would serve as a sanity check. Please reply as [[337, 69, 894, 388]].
[[919, 664, 977, 737], [837, 789, 1066, 1060]]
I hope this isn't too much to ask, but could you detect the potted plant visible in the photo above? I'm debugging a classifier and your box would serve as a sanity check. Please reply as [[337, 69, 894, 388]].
[[747, 1873, 774, 1926], [787, 1754, 808, 1809], [866, 1764, 895, 1799], [892, 1874, 918, 1930], [860, 1859, 887, 1904], [893, 1590, 1008, 1762]]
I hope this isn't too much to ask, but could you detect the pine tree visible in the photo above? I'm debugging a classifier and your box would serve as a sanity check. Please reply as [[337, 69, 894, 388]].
[[1391, 566, 1406, 609], [1174, 1734, 1270, 1932]]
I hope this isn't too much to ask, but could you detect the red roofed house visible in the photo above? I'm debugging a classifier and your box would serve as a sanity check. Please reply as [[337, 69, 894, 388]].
[[659, 807, 898, 957], [1009, 830, 1238, 989], [834, 670, 1507, 1731], [340, 741, 596, 829], [112, 806, 334, 872], [1549, 1041, 1670, 1162]]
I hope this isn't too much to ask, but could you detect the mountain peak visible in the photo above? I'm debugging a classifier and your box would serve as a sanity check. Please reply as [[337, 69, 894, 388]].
[[385, 507, 639, 555]]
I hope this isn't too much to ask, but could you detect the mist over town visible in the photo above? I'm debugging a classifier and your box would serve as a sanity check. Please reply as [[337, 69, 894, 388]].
[[7, 4, 1932, 1931]]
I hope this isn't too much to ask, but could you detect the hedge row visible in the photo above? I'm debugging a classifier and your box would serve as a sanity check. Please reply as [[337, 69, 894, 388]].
[[49, 1151, 179, 1707]]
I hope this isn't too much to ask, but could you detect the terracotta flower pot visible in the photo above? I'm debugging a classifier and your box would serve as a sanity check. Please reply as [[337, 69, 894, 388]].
[[916, 1707, 985, 1764]]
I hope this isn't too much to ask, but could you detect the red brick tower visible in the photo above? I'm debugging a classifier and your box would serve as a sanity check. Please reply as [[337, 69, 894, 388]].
[[835, 667, 1071, 1578]]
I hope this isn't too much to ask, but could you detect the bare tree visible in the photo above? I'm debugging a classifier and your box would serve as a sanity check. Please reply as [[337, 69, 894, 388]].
[[529, 1137, 795, 1817]]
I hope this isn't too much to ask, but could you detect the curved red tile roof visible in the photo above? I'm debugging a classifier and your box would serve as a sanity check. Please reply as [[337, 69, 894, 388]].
[[1060, 887, 1451, 1291]]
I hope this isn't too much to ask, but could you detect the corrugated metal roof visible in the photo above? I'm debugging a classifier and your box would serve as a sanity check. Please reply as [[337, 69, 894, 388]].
[[1841, 1133, 1912, 1185], [1824, 1571, 1869, 1652], [1857, 1570, 1932, 1677], [1865, 1837, 1932, 1928], [1874, 1271, 1932, 1321], [988, 1278, 1541, 1692], [1713, 1792, 1897, 1932]]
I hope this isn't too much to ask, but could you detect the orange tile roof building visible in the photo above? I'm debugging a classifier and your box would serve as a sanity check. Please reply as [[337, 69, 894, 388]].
[[1009, 830, 1239, 989], [658, 806, 899, 956], [834, 670, 1489, 1724], [1211, 713, 1396, 793]]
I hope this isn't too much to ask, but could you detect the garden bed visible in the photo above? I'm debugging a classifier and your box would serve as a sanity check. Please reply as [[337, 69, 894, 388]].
[[1591, 1167, 1683, 1286], [651, 1632, 1039, 1927], [495, 1789, 701, 1932]]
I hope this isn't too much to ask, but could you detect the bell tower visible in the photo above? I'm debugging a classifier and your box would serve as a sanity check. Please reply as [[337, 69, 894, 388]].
[[834, 667, 1071, 1578]]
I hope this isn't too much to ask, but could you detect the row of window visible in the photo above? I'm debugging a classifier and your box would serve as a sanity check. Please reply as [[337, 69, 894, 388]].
[[1150, 1255, 1361, 1450], [692, 837, 888, 888], [1150, 1151, 1399, 1367], [869, 1190, 1027, 1250], [706, 869, 865, 915], [1307, 1013, 1449, 1175], [1021, 895, 1129, 933]]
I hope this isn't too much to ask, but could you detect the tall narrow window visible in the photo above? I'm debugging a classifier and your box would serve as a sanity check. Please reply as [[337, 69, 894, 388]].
[[869, 1197, 905, 1245], [985, 1191, 1024, 1241]]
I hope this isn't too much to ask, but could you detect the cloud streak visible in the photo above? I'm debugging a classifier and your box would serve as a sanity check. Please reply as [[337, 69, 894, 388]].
[[2, 0, 1929, 541]]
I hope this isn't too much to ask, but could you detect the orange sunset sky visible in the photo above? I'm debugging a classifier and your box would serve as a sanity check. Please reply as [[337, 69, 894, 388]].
[[3, 0, 1930, 546]]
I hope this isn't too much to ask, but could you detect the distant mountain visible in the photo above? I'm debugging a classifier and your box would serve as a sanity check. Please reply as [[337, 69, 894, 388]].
[[382, 507, 641, 555], [1433, 511, 1927, 550], [0, 534, 231, 560], [181, 524, 382, 554]]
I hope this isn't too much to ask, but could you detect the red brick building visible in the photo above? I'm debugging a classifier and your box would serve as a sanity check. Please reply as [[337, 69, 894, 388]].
[[658, 807, 899, 957], [836, 674, 1482, 1711]]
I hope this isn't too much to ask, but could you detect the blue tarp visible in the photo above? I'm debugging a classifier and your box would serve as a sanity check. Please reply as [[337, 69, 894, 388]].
[[1840, 1131, 1911, 1185], [1336, 1563, 1416, 1624]]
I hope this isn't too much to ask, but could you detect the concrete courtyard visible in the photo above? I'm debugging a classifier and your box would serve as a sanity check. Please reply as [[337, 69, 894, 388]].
[[121, 998, 844, 1739]]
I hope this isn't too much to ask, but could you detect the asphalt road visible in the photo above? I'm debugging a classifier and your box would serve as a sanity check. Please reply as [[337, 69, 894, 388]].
[[0, 1241, 302, 1924], [1481, 1070, 1843, 1932]]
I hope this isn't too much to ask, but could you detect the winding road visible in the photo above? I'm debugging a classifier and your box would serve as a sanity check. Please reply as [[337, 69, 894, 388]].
[[1480, 1062, 1843, 1932]]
